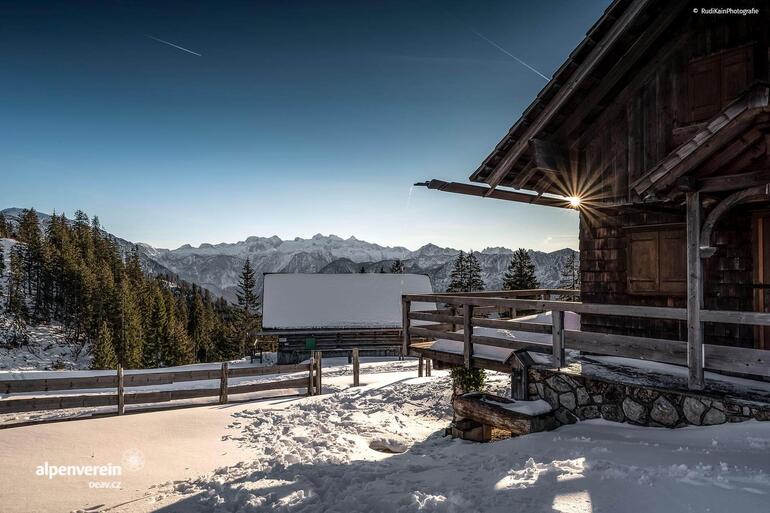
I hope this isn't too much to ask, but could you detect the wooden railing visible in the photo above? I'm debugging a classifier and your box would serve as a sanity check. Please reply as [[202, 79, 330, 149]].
[[402, 289, 770, 390], [0, 360, 322, 416]]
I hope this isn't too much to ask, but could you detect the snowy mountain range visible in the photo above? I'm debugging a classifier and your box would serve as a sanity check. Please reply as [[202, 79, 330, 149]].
[[2, 208, 578, 304]]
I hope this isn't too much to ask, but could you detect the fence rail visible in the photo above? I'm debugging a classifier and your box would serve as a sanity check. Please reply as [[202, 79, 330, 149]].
[[402, 289, 770, 390], [0, 361, 321, 416]]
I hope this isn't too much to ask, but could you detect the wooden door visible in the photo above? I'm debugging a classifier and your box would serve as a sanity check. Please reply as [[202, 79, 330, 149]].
[[755, 214, 770, 349]]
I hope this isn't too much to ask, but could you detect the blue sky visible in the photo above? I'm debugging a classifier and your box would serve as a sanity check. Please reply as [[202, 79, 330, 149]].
[[0, 0, 609, 251]]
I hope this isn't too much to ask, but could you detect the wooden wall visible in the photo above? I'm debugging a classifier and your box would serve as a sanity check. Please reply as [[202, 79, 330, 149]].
[[580, 206, 755, 348], [564, 11, 764, 204]]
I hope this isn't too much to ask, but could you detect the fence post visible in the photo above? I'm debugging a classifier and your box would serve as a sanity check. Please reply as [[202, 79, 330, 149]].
[[425, 358, 432, 377], [402, 297, 411, 358], [117, 364, 124, 416], [307, 351, 315, 396], [314, 352, 322, 394], [418, 355, 424, 377], [449, 306, 457, 332], [552, 310, 565, 368], [686, 191, 704, 390], [352, 348, 360, 387], [463, 304, 473, 369], [219, 362, 229, 404]]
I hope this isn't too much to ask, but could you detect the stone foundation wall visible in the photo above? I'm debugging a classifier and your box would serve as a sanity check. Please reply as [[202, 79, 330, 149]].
[[528, 367, 770, 428]]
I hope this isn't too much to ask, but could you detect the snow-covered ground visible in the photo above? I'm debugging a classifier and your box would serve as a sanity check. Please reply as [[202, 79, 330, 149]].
[[1, 360, 770, 513]]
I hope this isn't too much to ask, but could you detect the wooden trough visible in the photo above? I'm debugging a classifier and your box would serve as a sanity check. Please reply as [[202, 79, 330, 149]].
[[450, 392, 558, 442]]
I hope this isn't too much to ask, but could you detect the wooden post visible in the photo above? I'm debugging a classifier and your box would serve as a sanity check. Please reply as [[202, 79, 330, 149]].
[[307, 351, 315, 396], [426, 359, 432, 376], [463, 304, 473, 369], [402, 298, 411, 357], [314, 351, 322, 394], [552, 310, 565, 368], [219, 362, 229, 404], [687, 191, 705, 390], [117, 364, 124, 416], [352, 348, 360, 387], [511, 351, 533, 400], [418, 355, 424, 377], [449, 306, 457, 332]]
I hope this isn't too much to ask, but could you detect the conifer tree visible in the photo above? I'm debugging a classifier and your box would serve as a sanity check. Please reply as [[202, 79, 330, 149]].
[[389, 259, 405, 273], [465, 252, 485, 292], [558, 252, 581, 299], [143, 284, 168, 367], [236, 258, 259, 314], [116, 278, 143, 368], [503, 248, 539, 291], [0, 243, 5, 280], [358, 265, 366, 273], [447, 251, 485, 292], [92, 320, 117, 369]]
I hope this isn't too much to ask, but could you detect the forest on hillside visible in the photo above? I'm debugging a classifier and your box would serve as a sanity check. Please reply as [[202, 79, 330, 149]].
[[0, 209, 257, 369]]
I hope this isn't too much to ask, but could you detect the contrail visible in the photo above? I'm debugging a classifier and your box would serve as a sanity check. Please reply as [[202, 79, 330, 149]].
[[471, 29, 548, 81], [146, 35, 202, 57]]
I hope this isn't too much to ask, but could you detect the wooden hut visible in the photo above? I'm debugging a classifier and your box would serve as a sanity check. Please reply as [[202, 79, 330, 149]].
[[258, 273, 435, 364], [415, 0, 770, 390]]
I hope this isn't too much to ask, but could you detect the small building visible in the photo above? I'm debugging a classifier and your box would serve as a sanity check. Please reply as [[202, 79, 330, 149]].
[[258, 273, 435, 364], [409, 0, 770, 402]]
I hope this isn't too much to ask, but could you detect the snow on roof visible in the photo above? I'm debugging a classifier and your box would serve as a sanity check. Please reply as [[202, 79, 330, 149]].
[[262, 273, 434, 330]]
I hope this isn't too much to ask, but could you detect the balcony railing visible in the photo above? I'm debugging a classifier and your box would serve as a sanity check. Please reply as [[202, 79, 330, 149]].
[[401, 289, 770, 390]]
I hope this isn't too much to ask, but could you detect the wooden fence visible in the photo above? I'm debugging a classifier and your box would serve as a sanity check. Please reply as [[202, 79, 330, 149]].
[[402, 289, 770, 390], [0, 357, 324, 416]]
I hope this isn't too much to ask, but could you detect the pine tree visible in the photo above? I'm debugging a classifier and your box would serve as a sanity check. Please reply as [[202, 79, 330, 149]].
[[116, 277, 143, 368], [558, 252, 581, 299], [358, 265, 366, 273], [236, 258, 259, 314], [466, 252, 485, 292], [447, 251, 485, 292], [0, 243, 5, 280], [143, 284, 168, 367], [389, 259, 405, 273], [503, 248, 539, 291], [447, 251, 467, 292], [92, 320, 117, 369]]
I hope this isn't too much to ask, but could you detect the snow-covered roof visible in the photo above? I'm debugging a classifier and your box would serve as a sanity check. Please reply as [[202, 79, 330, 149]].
[[261, 273, 434, 330]]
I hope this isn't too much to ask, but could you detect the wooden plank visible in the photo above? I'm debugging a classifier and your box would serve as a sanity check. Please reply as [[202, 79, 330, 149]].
[[409, 326, 463, 341], [125, 387, 220, 405], [566, 330, 687, 365], [472, 318, 553, 334], [0, 394, 117, 414], [117, 365, 124, 416], [552, 310, 565, 367], [227, 377, 309, 396], [407, 343, 513, 373], [228, 364, 310, 378], [418, 355, 424, 377], [452, 393, 555, 434], [352, 348, 360, 386], [686, 191, 704, 390], [704, 345, 770, 376], [463, 304, 473, 369]]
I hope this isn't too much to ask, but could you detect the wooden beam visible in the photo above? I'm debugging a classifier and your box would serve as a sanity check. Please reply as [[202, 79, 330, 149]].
[[677, 169, 770, 193], [463, 304, 473, 369], [700, 184, 770, 257], [417, 179, 568, 208], [686, 191, 704, 390], [484, 0, 661, 192]]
